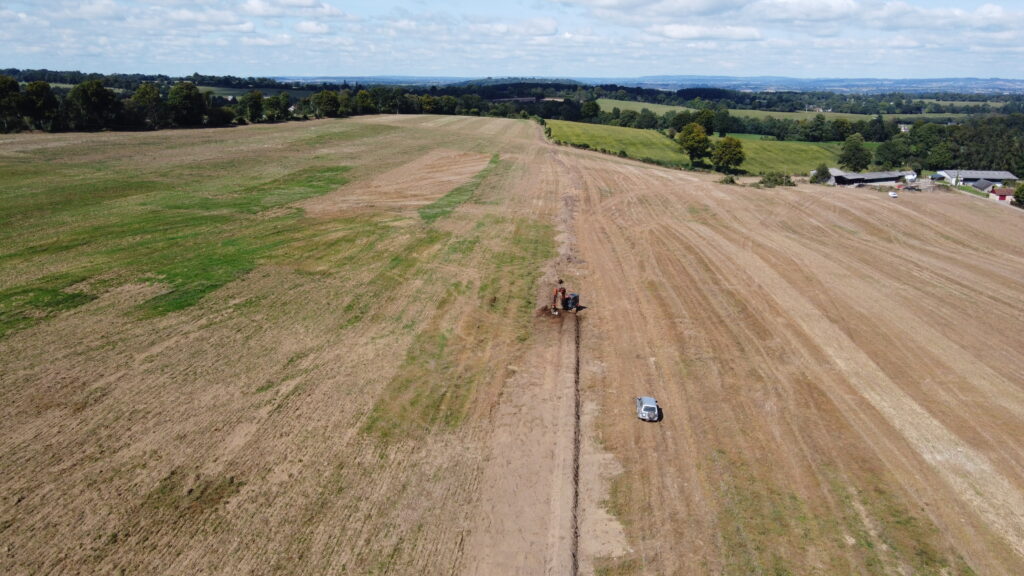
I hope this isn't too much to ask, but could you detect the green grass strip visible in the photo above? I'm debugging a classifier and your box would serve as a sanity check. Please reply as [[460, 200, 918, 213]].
[[418, 154, 500, 223]]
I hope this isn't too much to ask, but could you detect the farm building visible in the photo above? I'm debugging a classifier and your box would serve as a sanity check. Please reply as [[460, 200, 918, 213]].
[[936, 170, 1018, 187], [971, 179, 996, 194], [820, 168, 917, 186], [989, 187, 1015, 203]]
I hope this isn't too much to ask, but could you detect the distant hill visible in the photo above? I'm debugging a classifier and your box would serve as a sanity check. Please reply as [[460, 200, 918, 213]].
[[277, 75, 1024, 94], [578, 75, 1024, 94]]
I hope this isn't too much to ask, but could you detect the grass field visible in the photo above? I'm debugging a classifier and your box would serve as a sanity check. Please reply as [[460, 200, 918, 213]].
[[597, 98, 968, 122], [712, 133, 881, 175], [547, 119, 689, 167], [547, 119, 861, 174]]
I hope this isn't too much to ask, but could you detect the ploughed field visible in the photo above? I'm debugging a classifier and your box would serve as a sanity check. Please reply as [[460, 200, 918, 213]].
[[1, 116, 1022, 575]]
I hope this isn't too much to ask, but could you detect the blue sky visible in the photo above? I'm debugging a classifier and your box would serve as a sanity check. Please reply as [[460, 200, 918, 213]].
[[2, 0, 1023, 79]]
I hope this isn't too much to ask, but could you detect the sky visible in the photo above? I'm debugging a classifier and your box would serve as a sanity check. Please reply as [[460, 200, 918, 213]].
[[2, 0, 1023, 79]]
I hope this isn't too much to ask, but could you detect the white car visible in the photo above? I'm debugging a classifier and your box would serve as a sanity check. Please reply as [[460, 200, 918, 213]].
[[635, 396, 661, 422], [888, 191, 899, 198]]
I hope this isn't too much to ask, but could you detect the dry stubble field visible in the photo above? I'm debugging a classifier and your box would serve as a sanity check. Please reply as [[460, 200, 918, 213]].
[[1, 115, 1023, 575]]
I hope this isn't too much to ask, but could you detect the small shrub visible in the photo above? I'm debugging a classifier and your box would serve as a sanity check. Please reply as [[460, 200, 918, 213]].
[[810, 163, 831, 184], [760, 172, 795, 188], [720, 174, 737, 185]]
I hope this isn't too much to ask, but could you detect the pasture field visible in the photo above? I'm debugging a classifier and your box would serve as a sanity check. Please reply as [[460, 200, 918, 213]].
[[547, 118, 688, 166], [598, 97, 969, 122], [548, 119, 854, 174], [3, 115, 1024, 576]]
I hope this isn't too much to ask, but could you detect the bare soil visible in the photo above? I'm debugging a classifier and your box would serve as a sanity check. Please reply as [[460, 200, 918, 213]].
[[2, 116, 1023, 575]]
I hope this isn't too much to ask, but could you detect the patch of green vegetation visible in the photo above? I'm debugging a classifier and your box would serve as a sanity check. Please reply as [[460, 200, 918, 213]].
[[479, 218, 556, 341], [339, 227, 449, 328], [363, 216, 554, 441], [0, 272, 98, 338], [594, 557, 643, 576], [822, 465, 976, 576], [546, 120, 870, 175], [958, 185, 989, 198], [303, 123, 401, 147], [597, 98, 968, 122], [142, 469, 242, 517], [0, 176, 167, 223], [419, 154, 500, 222], [712, 133, 847, 175], [149, 165, 351, 213], [0, 160, 353, 332], [547, 120, 689, 167], [710, 449, 807, 576]]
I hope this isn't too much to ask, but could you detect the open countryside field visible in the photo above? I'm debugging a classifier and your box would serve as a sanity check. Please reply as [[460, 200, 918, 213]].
[[547, 119, 687, 166], [598, 97, 969, 122], [3, 116, 1024, 575], [549, 119, 851, 174]]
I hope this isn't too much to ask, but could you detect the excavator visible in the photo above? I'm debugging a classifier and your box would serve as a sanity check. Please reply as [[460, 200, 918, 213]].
[[550, 284, 580, 316]]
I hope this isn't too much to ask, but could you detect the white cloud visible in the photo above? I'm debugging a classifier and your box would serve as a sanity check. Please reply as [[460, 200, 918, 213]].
[[295, 20, 328, 34], [746, 0, 859, 21], [167, 9, 239, 24], [241, 0, 348, 18], [649, 24, 761, 40], [241, 33, 293, 46]]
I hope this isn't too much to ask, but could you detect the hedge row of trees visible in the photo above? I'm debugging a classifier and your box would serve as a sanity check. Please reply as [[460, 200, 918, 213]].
[[586, 102, 1024, 175], [587, 85, 1024, 116], [3, 73, 1022, 176], [591, 105, 902, 143], [0, 76, 588, 133]]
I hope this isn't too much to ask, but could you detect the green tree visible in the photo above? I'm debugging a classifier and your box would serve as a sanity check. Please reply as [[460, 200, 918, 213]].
[[874, 134, 911, 169], [839, 133, 872, 172], [239, 90, 264, 123], [1014, 182, 1024, 209], [810, 162, 831, 184], [22, 81, 60, 131], [694, 108, 715, 134], [354, 89, 375, 114], [711, 136, 745, 173], [310, 90, 340, 118], [264, 92, 290, 122], [580, 100, 600, 121], [636, 108, 658, 129], [65, 79, 120, 130], [0, 75, 24, 132], [713, 108, 731, 137], [167, 82, 206, 126], [128, 83, 167, 129], [802, 114, 828, 142], [675, 122, 711, 164], [830, 118, 853, 142], [337, 89, 354, 116]]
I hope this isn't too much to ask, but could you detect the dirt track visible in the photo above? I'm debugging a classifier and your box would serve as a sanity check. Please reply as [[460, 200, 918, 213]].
[[2, 116, 1023, 575]]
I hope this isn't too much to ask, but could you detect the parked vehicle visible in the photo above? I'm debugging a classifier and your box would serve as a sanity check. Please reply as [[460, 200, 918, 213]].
[[635, 396, 660, 422], [888, 191, 899, 198]]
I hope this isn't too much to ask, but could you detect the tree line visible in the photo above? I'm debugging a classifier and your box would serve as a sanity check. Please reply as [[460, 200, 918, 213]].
[[2, 71, 1022, 176], [0, 76, 587, 133], [589, 105, 902, 143], [587, 85, 1022, 116]]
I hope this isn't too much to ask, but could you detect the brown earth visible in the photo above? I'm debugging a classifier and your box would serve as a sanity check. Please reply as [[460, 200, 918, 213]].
[[2, 116, 1023, 575]]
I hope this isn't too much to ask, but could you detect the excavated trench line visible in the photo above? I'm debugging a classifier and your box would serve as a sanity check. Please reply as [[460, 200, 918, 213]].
[[570, 313, 582, 576]]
